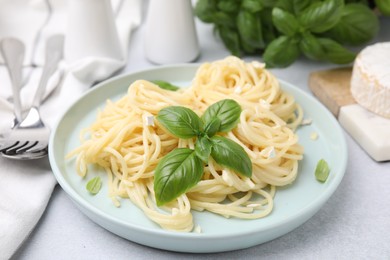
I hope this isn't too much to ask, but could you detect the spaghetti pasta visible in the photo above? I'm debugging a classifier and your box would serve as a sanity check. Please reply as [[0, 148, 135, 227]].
[[67, 56, 304, 232]]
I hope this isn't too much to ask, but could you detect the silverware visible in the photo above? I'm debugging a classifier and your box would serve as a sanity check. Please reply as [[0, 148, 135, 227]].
[[0, 38, 25, 123], [0, 35, 64, 160]]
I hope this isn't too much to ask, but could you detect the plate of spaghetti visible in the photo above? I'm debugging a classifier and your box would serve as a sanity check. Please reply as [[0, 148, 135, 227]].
[[49, 57, 347, 253]]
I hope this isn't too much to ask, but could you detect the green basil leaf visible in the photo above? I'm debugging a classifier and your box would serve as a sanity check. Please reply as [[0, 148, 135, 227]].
[[240, 38, 257, 54], [212, 11, 236, 28], [324, 4, 379, 46], [217, 1, 240, 13], [299, 32, 326, 60], [195, 136, 212, 163], [152, 80, 180, 91], [204, 117, 221, 137], [86, 176, 102, 195], [345, 0, 368, 4], [272, 8, 300, 36], [375, 0, 390, 15], [154, 148, 203, 206], [262, 0, 276, 8], [292, 0, 315, 15], [210, 136, 252, 177], [217, 25, 242, 57], [202, 99, 241, 133], [263, 36, 300, 68], [318, 38, 356, 64], [299, 0, 344, 33], [315, 158, 330, 182], [260, 8, 279, 45], [237, 10, 265, 49], [242, 0, 264, 13], [276, 0, 295, 13], [194, 0, 217, 23], [157, 106, 202, 139]]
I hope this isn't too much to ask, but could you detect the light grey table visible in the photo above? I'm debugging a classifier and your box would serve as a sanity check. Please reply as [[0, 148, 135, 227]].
[[14, 15, 390, 260]]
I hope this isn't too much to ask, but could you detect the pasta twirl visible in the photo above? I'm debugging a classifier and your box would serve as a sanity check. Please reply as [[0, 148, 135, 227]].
[[67, 56, 304, 232]]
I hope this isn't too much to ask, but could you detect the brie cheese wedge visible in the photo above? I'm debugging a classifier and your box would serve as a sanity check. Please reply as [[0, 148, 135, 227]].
[[350, 42, 390, 118]]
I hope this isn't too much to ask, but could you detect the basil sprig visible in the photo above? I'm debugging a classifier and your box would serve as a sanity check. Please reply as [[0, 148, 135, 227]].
[[195, 0, 380, 68], [154, 99, 252, 206], [264, 0, 356, 67]]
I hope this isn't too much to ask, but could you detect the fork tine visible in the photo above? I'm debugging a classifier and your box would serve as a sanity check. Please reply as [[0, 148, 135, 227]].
[[3, 141, 30, 154], [26, 143, 48, 153], [16, 141, 38, 153], [0, 141, 19, 152]]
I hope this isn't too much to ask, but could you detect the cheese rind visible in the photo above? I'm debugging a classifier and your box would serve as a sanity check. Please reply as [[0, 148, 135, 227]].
[[350, 42, 390, 118]]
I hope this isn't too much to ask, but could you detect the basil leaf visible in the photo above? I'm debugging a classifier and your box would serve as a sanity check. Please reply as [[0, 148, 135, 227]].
[[195, 136, 212, 163], [217, 1, 240, 13], [242, 0, 264, 13], [240, 37, 257, 54], [299, 32, 326, 60], [375, 0, 390, 15], [237, 10, 265, 49], [292, 0, 315, 15], [152, 80, 180, 91], [202, 99, 241, 133], [154, 148, 203, 206], [217, 25, 242, 57], [315, 159, 330, 182], [210, 136, 252, 178], [263, 36, 300, 68], [318, 38, 356, 64], [299, 0, 344, 33], [276, 0, 295, 13], [212, 11, 236, 28], [324, 4, 379, 46], [194, 0, 217, 23], [272, 8, 300, 36], [261, 9, 278, 45], [204, 117, 221, 137], [86, 176, 102, 195], [157, 106, 202, 139]]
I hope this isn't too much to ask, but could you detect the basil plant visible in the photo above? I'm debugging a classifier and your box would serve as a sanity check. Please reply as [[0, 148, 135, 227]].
[[195, 0, 380, 67]]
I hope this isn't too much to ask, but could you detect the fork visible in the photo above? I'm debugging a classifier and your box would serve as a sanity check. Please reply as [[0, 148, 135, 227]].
[[0, 35, 64, 159], [0, 38, 25, 124]]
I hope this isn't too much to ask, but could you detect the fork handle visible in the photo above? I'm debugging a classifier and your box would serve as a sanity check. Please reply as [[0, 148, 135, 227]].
[[0, 38, 25, 121], [32, 34, 64, 108]]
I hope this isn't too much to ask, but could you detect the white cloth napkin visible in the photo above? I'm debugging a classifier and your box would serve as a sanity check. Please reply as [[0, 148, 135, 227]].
[[0, 0, 142, 259]]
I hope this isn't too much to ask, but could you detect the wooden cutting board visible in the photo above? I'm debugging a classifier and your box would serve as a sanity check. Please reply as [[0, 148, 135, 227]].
[[308, 67, 355, 117], [308, 67, 390, 162]]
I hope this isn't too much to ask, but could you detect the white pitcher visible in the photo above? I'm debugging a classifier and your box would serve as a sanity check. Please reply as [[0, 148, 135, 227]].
[[64, 0, 122, 64], [144, 0, 200, 64]]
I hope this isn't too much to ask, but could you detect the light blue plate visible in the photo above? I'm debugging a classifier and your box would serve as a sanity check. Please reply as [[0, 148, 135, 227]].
[[49, 65, 347, 253]]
